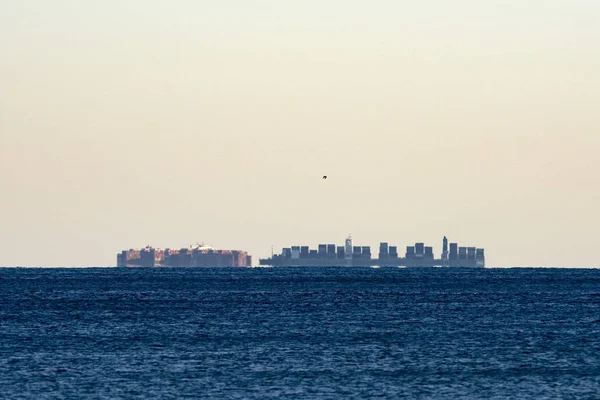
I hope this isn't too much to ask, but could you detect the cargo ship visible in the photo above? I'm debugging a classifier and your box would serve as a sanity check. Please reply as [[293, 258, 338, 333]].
[[259, 236, 484, 267], [117, 244, 252, 267]]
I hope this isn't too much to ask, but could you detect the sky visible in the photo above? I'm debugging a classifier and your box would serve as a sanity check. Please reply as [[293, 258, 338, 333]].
[[1, 0, 599, 267]]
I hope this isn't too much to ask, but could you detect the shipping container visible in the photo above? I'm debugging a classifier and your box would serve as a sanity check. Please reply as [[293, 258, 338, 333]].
[[327, 244, 336, 254], [424, 247, 433, 257], [415, 243, 425, 255]]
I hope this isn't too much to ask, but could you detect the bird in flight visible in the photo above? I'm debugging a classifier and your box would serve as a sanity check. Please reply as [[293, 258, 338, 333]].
[[322, 175, 327, 180]]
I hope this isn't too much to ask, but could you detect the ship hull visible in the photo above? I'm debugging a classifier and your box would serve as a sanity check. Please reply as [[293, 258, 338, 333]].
[[259, 258, 484, 268]]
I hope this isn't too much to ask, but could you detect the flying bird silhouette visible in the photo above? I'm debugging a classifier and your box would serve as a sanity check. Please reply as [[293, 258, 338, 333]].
[[322, 175, 327, 180]]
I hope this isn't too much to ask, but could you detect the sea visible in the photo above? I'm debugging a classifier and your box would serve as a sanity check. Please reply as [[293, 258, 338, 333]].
[[1, 267, 599, 399]]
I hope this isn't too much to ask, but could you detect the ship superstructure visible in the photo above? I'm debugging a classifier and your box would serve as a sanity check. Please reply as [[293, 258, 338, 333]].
[[259, 236, 484, 267]]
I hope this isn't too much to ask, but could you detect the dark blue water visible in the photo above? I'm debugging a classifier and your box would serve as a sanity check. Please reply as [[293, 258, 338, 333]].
[[1, 267, 599, 399]]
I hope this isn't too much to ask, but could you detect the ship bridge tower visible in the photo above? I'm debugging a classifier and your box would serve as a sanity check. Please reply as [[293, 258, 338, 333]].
[[345, 235, 353, 267], [442, 236, 449, 266]]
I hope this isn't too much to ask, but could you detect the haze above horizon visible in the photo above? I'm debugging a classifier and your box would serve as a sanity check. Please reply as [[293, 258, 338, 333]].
[[1, 1, 599, 267]]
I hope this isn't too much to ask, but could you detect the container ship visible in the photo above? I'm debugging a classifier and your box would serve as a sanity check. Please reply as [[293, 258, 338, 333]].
[[117, 244, 252, 267], [259, 236, 484, 267]]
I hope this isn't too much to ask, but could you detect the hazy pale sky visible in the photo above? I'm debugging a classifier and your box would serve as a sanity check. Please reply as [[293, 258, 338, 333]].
[[1, 1, 599, 267]]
